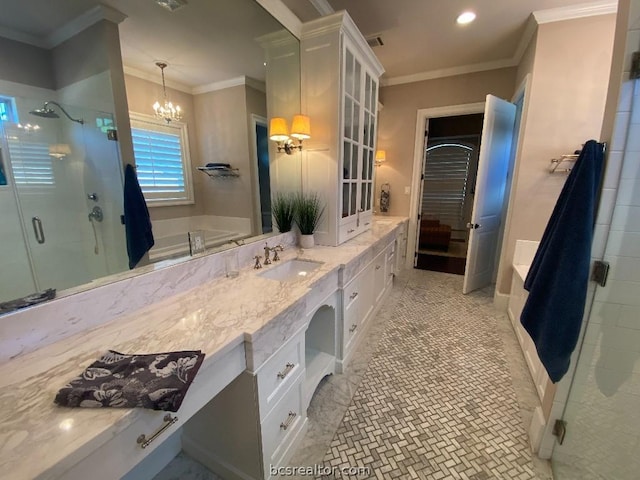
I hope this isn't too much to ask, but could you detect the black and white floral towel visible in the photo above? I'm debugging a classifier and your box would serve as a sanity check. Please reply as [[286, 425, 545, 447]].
[[54, 350, 205, 412]]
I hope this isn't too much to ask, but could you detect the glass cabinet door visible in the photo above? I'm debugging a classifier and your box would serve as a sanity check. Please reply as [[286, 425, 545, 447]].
[[341, 48, 362, 219]]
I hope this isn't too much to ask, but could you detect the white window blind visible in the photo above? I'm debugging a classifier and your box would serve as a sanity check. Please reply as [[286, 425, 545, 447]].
[[130, 113, 193, 205], [7, 138, 54, 186], [422, 142, 474, 230]]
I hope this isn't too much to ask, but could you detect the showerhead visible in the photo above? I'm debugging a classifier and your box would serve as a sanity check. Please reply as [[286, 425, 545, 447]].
[[28, 101, 84, 124], [29, 107, 60, 119]]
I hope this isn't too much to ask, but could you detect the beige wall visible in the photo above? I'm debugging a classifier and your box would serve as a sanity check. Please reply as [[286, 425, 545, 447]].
[[124, 74, 203, 221], [497, 14, 617, 295], [515, 31, 537, 89], [194, 84, 266, 224], [0, 36, 53, 89], [376, 67, 518, 217]]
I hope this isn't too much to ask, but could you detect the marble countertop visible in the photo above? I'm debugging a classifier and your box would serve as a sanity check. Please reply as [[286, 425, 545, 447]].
[[0, 216, 407, 480]]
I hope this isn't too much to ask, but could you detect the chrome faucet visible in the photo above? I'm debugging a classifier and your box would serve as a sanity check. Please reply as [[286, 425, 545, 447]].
[[254, 255, 262, 269], [263, 243, 272, 265]]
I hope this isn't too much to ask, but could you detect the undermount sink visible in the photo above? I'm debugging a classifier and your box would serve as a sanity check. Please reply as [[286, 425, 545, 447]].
[[258, 259, 323, 282]]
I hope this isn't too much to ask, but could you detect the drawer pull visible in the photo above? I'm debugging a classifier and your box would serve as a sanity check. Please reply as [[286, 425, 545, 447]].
[[280, 411, 297, 430], [349, 324, 358, 333], [137, 414, 178, 449], [277, 362, 296, 380], [347, 229, 355, 234], [365, 222, 370, 226], [375, 265, 381, 270], [349, 291, 358, 300]]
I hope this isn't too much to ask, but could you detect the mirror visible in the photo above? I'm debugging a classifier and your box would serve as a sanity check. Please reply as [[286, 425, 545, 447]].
[[0, 0, 301, 307]]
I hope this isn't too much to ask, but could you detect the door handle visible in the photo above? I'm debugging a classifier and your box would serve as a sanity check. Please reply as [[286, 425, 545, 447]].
[[466, 223, 480, 230], [31, 217, 45, 244]]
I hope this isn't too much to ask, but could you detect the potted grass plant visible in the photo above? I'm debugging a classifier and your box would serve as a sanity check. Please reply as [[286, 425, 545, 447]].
[[271, 192, 296, 233], [294, 192, 325, 248]]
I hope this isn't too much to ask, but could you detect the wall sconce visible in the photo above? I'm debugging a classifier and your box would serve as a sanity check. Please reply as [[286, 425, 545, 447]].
[[375, 150, 386, 166], [49, 143, 71, 159], [269, 115, 311, 155]]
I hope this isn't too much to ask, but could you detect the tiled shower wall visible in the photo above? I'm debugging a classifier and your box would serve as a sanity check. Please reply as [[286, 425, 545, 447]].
[[549, 2, 640, 477]]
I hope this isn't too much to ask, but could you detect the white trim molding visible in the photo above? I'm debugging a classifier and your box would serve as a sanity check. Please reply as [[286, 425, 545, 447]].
[[255, 0, 303, 39], [382, 59, 515, 87], [123, 65, 192, 94], [533, 0, 617, 24], [309, 0, 335, 16], [406, 102, 486, 269], [47, 4, 127, 48]]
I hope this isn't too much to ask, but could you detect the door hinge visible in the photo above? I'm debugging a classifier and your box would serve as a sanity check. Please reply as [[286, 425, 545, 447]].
[[591, 260, 610, 287], [631, 51, 640, 79], [553, 419, 567, 445], [107, 129, 118, 141]]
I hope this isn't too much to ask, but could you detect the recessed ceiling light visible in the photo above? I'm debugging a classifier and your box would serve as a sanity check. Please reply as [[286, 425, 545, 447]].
[[457, 11, 476, 25]]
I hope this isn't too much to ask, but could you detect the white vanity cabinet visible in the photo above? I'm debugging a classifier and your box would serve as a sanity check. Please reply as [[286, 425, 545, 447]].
[[300, 11, 385, 246], [182, 329, 307, 480]]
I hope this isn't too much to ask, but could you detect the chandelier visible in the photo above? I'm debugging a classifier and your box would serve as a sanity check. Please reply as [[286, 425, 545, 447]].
[[152, 62, 182, 123]]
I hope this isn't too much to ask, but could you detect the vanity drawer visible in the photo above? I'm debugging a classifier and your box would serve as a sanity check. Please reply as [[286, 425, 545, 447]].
[[338, 219, 359, 244], [256, 331, 305, 418], [261, 373, 305, 476]]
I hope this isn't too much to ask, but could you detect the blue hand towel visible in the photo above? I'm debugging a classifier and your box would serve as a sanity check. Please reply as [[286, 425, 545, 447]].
[[124, 164, 154, 269], [521, 140, 604, 383]]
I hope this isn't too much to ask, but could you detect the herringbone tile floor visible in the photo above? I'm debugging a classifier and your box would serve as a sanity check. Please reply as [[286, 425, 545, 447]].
[[309, 269, 549, 479]]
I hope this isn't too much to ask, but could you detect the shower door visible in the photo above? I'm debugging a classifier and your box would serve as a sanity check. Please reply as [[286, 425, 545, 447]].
[[551, 79, 640, 479], [1, 98, 126, 300]]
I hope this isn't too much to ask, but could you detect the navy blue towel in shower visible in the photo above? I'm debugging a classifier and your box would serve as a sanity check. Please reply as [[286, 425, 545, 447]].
[[521, 140, 604, 383], [124, 163, 154, 269]]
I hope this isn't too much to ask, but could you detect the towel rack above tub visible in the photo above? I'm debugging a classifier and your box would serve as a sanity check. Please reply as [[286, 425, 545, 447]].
[[549, 142, 607, 174], [550, 154, 579, 173]]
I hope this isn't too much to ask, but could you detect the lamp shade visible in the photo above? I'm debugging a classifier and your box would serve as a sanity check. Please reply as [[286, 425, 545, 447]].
[[375, 150, 386, 162], [290, 114, 311, 140], [269, 117, 289, 142]]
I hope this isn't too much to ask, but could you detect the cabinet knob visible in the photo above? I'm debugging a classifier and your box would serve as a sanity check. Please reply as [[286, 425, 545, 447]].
[[347, 229, 355, 234], [349, 291, 358, 300], [349, 324, 358, 333], [375, 265, 381, 270]]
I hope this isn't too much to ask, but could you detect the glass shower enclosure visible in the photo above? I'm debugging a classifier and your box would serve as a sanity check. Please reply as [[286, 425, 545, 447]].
[[0, 96, 127, 304]]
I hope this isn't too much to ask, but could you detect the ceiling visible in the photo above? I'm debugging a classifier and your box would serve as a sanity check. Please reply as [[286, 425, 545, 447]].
[[282, 0, 618, 83], [0, 0, 287, 89], [0, 0, 618, 89]]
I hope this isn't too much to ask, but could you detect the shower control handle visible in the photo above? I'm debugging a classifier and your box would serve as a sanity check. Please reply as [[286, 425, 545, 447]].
[[88, 206, 104, 222], [31, 217, 45, 244]]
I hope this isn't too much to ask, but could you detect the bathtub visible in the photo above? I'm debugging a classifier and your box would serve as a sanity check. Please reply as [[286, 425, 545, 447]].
[[148, 215, 252, 262], [149, 229, 247, 261]]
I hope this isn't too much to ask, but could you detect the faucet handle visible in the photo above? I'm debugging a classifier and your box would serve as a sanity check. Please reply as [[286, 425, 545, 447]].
[[254, 255, 262, 269], [272, 244, 284, 261]]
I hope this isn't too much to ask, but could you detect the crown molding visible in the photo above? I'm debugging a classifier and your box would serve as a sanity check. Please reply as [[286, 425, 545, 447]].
[[46, 5, 127, 48], [0, 26, 47, 48], [382, 58, 515, 87], [512, 15, 538, 65], [123, 65, 193, 94], [533, 0, 617, 24], [0, 4, 127, 50], [192, 76, 266, 95], [255, 0, 302, 39], [309, 0, 335, 16]]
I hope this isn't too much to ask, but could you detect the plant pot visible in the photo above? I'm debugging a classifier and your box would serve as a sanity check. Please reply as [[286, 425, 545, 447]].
[[299, 234, 315, 248]]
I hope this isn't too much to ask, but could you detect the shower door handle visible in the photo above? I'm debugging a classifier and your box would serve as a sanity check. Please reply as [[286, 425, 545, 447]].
[[32, 217, 45, 244]]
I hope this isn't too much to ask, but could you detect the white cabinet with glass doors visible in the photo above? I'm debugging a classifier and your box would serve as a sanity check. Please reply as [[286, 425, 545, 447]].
[[300, 11, 384, 246]]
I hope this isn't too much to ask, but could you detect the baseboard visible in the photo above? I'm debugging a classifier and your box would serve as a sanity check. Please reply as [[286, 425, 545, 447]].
[[183, 435, 256, 480], [528, 406, 546, 454], [493, 291, 510, 311]]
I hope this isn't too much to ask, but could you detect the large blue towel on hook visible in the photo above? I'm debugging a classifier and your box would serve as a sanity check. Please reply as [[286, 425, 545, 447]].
[[521, 140, 604, 383], [124, 164, 154, 269]]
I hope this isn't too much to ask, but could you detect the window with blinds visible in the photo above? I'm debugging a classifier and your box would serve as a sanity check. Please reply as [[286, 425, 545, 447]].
[[7, 137, 54, 187], [422, 142, 475, 231], [130, 113, 193, 205]]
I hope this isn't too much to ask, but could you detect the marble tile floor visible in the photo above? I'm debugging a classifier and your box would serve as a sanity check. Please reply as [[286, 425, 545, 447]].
[[154, 268, 553, 479], [288, 268, 553, 479]]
